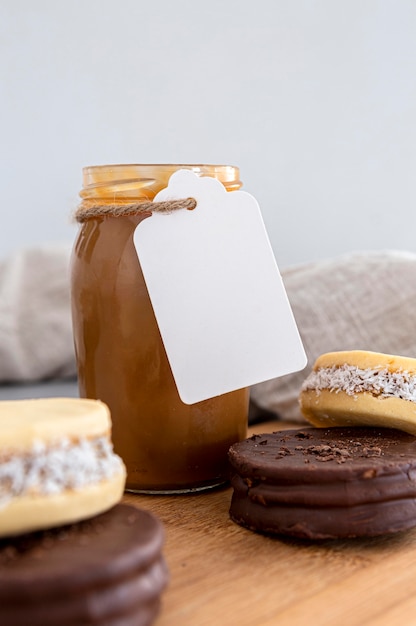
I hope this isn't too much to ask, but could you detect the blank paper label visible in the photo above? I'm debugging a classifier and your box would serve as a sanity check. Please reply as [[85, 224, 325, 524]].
[[134, 169, 306, 404]]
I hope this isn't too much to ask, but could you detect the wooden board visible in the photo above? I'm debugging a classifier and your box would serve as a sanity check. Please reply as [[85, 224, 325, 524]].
[[123, 421, 416, 626]]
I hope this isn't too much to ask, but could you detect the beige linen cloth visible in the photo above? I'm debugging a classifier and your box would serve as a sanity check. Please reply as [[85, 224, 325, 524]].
[[0, 245, 76, 382], [1, 247, 416, 423]]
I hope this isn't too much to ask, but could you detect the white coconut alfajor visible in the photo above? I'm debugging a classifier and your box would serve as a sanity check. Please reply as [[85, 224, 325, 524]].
[[0, 397, 126, 537], [300, 350, 416, 435]]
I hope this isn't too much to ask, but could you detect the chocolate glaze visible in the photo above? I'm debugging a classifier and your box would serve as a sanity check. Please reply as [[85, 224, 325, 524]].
[[0, 504, 168, 626], [230, 488, 416, 539], [228, 427, 416, 539]]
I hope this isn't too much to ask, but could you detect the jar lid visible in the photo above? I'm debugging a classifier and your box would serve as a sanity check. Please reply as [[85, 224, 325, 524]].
[[80, 164, 242, 202]]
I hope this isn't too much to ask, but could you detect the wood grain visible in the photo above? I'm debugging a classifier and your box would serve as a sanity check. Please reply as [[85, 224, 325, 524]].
[[123, 421, 416, 626]]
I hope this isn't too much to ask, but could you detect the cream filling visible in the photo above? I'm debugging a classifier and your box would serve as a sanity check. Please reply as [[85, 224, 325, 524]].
[[0, 437, 124, 507], [302, 365, 416, 402]]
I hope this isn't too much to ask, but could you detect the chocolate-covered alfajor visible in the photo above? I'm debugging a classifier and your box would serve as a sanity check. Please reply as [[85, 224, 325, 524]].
[[228, 427, 416, 539], [0, 503, 168, 626]]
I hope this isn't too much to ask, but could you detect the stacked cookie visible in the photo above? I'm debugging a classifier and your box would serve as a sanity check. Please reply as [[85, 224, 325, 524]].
[[0, 397, 168, 626], [229, 350, 416, 539]]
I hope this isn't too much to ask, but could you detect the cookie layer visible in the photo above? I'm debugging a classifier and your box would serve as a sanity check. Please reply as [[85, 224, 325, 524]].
[[0, 503, 168, 626], [0, 398, 126, 536], [300, 350, 416, 434], [228, 427, 416, 538], [0, 397, 112, 449]]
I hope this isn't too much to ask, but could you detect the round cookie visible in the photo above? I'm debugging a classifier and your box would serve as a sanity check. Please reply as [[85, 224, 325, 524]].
[[228, 427, 416, 539], [0, 503, 168, 626], [300, 350, 416, 434], [0, 397, 126, 536]]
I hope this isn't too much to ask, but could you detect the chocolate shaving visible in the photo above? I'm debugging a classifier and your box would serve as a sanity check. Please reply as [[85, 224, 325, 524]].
[[306, 444, 351, 463]]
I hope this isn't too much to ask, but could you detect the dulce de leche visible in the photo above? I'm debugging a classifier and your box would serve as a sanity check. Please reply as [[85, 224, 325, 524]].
[[70, 164, 249, 493]]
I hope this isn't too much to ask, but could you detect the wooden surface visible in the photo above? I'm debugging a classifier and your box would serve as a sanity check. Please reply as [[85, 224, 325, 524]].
[[123, 421, 416, 626]]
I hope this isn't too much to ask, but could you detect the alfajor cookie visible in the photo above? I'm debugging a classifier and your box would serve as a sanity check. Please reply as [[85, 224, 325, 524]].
[[300, 350, 416, 434], [0, 397, 126, 537], [229, 427, 416, 539], [0, 503, 168, 626]]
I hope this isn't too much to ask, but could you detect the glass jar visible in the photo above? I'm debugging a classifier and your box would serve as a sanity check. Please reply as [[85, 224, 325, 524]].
[[70, 164, 249, 493]]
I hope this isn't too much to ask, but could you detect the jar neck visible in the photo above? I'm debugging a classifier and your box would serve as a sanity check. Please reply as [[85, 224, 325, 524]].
[[80, 164, 242, 205]]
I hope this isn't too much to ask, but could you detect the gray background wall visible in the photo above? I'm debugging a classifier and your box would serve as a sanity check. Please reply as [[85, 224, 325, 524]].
[[1, 0, 415, 268]]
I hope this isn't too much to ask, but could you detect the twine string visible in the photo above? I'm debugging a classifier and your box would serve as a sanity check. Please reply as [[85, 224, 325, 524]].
[[75, 197, 197, 223]]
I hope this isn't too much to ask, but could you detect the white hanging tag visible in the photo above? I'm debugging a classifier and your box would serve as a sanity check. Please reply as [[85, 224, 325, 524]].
[[134, 169, 306, 405]]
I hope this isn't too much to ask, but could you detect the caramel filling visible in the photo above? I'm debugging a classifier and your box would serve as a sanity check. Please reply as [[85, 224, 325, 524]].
[[0, 437, 124, 506], [302, 365, 416, 401]]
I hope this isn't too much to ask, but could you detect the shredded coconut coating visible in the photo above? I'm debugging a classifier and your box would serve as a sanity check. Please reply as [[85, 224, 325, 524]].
[[302, 364, 416, 402], [0, 437, 124, 507]]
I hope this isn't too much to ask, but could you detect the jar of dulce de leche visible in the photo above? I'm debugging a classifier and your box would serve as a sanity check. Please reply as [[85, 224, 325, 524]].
[[70, 164, 249, 493]]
